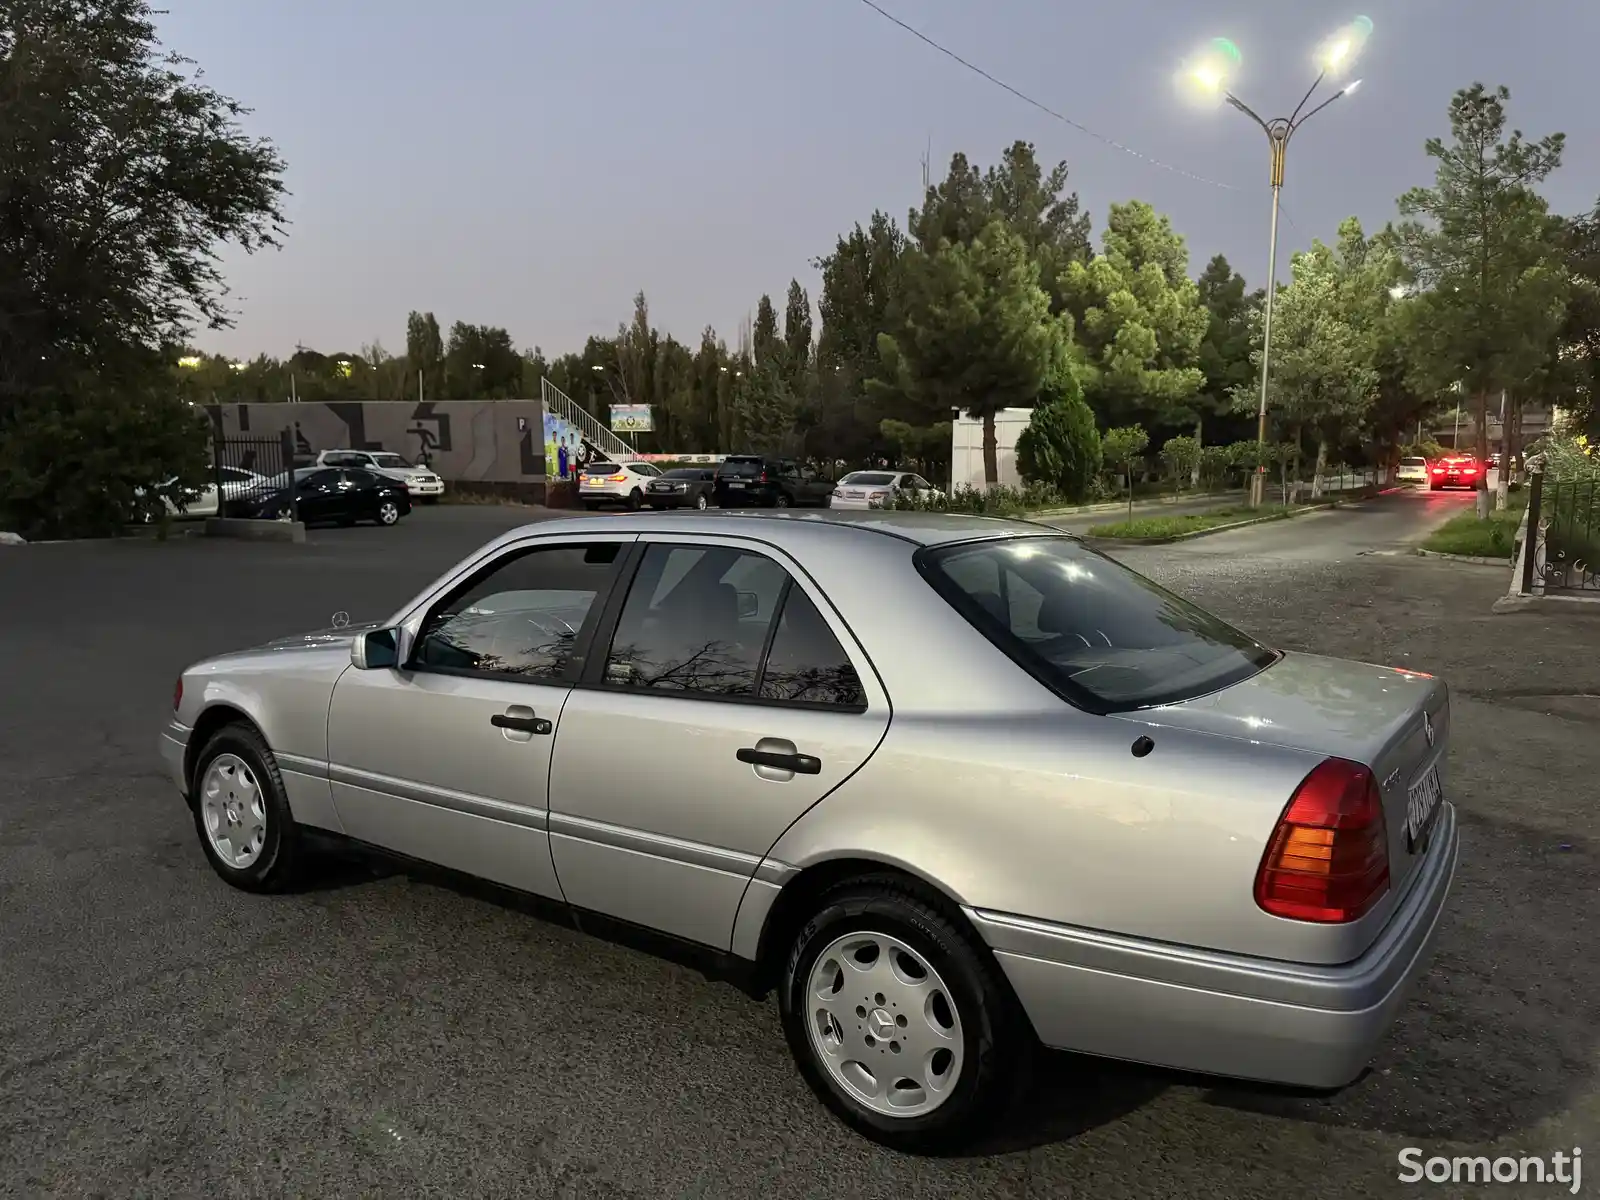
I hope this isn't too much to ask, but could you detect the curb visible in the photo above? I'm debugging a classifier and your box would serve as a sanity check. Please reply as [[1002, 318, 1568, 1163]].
[[1030, 490, 1243, 519], [1413, 549, 1512, 566]]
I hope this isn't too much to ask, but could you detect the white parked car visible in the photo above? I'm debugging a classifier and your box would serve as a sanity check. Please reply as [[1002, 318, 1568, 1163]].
[[316, 450, 444, 502], [578, 460, 663, 510], [831, 471, 943, 510], [1396, 457, 1430, 486], [147, 465, 267, 519]]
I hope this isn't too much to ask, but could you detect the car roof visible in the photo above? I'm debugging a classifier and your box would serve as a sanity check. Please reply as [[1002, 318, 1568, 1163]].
[[501, 508, 1062, 548]]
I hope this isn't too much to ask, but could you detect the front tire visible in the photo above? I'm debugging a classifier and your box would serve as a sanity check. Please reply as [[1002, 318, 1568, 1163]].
[[779, 876, 1030, 1153], [377, 499, 401, 525], [190, 723, 304, 893]]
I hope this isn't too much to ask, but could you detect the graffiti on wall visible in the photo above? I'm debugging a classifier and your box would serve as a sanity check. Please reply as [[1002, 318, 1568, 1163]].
[[211, 400, 546, 484]]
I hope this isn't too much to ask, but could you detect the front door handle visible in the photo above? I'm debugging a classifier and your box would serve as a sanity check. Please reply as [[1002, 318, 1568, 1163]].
[[737, 746, 821, 774], [491, 712, 552, 735]]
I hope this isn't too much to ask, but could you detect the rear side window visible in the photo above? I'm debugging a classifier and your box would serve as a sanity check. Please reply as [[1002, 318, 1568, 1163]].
[[920, 536, 1276, 712], [601, 543, 867, 709]]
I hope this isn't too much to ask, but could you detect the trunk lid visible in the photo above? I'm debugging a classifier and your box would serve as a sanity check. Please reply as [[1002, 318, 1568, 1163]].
[[1129, 650, 1451, 893]]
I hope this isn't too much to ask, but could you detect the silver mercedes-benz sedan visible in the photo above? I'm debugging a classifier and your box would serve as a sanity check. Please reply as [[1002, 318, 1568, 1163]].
[[158, 510, 1458, 1152]]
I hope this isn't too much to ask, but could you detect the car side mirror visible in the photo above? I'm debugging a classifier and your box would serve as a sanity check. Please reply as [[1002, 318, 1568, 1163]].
[[736, 591, 759, 619], [351, 627, 400, 670]]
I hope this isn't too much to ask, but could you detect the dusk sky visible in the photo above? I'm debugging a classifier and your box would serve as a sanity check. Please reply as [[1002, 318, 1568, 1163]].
[[162, 0, 1599, 362]]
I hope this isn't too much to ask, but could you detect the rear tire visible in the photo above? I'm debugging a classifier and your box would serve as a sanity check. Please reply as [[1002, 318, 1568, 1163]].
[[377, 499, 401, 525], [779, 876, 1031, 1154], [628, 488, 643, 511], [774, 492, 793, 509], [190, 723, 305, 894]]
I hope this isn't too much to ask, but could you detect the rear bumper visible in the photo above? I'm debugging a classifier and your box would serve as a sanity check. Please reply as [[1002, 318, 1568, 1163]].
[[159, 719, 191, 796], [968, 803, 1459, 1090]]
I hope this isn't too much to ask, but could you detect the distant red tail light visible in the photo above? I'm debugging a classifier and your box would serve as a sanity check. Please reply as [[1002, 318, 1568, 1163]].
[[1431, 467, 1445, 475], [173, 677, 183, 712], [1255, 758, 1390, 923], [758, 470, 769, 482]]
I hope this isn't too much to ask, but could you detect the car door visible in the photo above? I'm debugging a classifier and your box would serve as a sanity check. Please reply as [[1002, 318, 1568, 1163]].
[[339, 468, 384, 518], [325, 535, 636, 898], [546, 536, 891, 949], [294, 468, 343, 521]]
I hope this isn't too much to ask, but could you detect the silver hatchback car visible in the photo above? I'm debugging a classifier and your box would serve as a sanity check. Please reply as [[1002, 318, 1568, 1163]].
[[159, 510, 1458, 1152]]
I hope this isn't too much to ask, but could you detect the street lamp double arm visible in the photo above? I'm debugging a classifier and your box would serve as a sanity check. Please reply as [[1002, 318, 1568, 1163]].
[[1211, 61, 1360, 505]]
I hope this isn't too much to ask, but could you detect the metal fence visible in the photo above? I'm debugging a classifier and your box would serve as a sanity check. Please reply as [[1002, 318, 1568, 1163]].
[[1522, 467, 1600, 594], [213, 432, 297, 521]]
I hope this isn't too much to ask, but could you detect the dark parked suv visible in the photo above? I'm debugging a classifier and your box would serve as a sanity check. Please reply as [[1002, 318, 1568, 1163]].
[[713, 456, 834, 508]]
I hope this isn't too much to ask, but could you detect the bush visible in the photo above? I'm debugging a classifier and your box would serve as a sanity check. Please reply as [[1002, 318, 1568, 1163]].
[[890, 481, 1063, 516], [0, 388, 211, 540], [1015, 392, 1101, 503]]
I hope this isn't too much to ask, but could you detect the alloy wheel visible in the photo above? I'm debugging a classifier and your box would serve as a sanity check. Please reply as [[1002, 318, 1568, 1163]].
[[804, 931, 965, 1119]]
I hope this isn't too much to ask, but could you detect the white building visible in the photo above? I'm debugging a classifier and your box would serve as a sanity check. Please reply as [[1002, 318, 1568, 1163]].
[[950, 407, 1033, 490]]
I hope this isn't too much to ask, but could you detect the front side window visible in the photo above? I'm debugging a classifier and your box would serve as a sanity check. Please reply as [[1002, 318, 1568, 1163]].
[[413, 544, 620, 680], [601, 544, 866, 708], [921, 536, 1276, 711]]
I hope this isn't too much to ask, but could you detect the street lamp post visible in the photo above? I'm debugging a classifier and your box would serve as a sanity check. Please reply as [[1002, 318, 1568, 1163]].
[[1189, 28, 1365, 506]]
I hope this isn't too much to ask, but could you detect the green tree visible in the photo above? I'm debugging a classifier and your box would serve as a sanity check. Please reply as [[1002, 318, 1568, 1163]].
[[1159, 435, 1200, 491], [1101, 425, 1149, 519], [0, 0, 286, 536], [783, 280, 813, 380], [405, 311, 445, 402], [444, 322, 521, 398], [1191, 255, 1258, 478], [1061, 201, 1207, 430], [870, 221, 1068, 486], [814, 212, 907, 463], [1395, 83, 1568, 516], [752, 294, 784, 371], [1233, 240, 1378, 496], [1015, 369, 1101, 501], [910, 142, 1091, 312]]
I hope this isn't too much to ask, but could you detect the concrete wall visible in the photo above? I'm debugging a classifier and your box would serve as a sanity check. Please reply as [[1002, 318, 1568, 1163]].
[[951, 408, 1033, 490], [212, 401, 547, 490]]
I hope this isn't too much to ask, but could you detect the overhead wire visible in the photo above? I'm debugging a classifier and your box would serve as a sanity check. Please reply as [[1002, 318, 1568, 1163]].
[[856, 0, 1239, 192]]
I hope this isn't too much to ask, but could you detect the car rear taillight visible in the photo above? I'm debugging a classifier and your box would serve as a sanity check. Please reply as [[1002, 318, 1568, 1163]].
[[173, 677, 183, 712], [1254, 757, 1390, 923], [1431, 467, 1444, 475], [758, 471, 769, 482], [608, 472, 627, 482]]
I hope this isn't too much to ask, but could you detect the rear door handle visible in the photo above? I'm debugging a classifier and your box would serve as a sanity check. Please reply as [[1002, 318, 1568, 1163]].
[[491, 713, 552, 735], [737, 747, 821, 774]]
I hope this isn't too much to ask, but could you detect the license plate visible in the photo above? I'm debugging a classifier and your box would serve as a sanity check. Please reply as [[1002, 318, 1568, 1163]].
[[1405, 765, 1443, 852], [726, 481, 745, 489], [583, 479, 603, 487]]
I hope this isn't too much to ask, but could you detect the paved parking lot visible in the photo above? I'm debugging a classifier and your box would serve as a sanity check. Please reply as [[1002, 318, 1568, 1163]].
[[1, 501, 1595, 1198]]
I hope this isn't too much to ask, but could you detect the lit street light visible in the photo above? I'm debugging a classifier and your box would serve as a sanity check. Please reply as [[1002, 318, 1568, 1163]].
[[1182, 20, 1371, 506]]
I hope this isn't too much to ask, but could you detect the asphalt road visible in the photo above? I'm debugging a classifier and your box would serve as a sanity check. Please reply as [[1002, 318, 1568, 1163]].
[[1, 491, 1595, 1199]]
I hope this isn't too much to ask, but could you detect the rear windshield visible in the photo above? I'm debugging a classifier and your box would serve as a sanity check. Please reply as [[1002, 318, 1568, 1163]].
[[920, 536, 1277, 711], [1400, 458, 1427, 468], [718, 457, 767, 478], [842, 472, 896, 486], [585, 463, 620, 474]]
